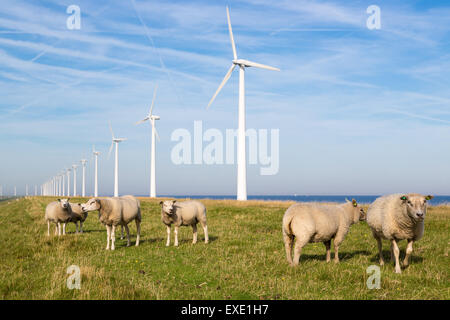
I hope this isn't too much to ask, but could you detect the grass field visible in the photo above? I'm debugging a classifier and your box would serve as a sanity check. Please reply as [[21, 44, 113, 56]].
[[0, 196, 448, 300]]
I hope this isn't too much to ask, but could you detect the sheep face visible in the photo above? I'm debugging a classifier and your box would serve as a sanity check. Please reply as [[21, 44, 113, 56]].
[[350, 199, 366, 223], [400, 194, 433, 221], [58, 198, 70, 209], [160, 200, 176, 215], [82, 198, 101, 212]]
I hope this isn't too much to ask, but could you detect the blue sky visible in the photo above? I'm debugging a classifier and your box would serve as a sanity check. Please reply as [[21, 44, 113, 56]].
[[0, 0, 449, 196]]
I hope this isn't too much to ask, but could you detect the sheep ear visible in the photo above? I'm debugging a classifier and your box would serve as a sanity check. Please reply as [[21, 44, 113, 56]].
[[425, 195, 433, 201], [352, 199, 357, 207], [78, 203, 81, 206], [57, 199, 61, 202], [159, 201, 163, 206], [173, 200, 177, 204], [400, 195, 408, 201]]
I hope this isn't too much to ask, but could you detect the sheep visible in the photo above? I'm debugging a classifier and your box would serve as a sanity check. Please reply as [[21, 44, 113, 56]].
[[81, 195, 141, 250], [160, 200, 209, 246], [44, 198, 73, 236], [282, 199, 366, 266], [366, 193, 433, 273], [69, 202, 88, 233]]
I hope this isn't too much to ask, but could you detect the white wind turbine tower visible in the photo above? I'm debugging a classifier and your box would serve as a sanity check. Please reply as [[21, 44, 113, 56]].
[[207, 6, 280, 201], [72, 164, 78, 196], [92, 145, 100, 197], [108, 122, 127, 197], [80, 159, 87, 197], [136, 85, 160, 198], [66, 168, 71, 197]]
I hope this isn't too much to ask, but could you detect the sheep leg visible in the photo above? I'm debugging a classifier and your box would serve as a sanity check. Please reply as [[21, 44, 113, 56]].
[[375, 235, 385, 266], [390, 242, 394, 262], [334, 239, 341, 263], [201, 221, 209, 244], [403, 240, 414, 268], [174, 226, 179, 247], [120, 225, 124, 240], [166, 226, 171, 247], [124, 224, 131, 247], [106, 225, 111, 250], [62, 223, 66, 235], [80, 221, 83, 233], [135, 220, 140, 247], [54, 222, 58, 236], [292, 239, 307, 266], [283, 231, 294, 265], [47, 221, 50, 236], [324, 240, 331, 263], [192, 224, 198, 244], [75, 222, 79, 234], [58, 222, 61, 236], [111, 225, 116, 250], [391, 239, 401, 273]]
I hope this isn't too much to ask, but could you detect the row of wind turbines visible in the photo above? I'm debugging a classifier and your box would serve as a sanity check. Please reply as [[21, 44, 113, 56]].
[[39, 7, 278, 201]]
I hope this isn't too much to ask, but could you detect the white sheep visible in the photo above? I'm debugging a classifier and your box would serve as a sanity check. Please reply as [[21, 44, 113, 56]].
[[45, 198, 73, 236], [366, 193, 433, 273], [282, 199, 366, 266], [82, 195, 141, 250], [160, 200, 209, 246], [69, 202, 88, 233]]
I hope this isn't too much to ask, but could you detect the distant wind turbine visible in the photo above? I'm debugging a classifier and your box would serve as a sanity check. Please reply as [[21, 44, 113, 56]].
[[72, 164, 78, 196], [108, 122, 127, 197], [92, 145, 100, 197], [80, 159, 87, 197], [136, 85, 160, 198], [66, 168, 71, 197], [207, 6, 280, 201]]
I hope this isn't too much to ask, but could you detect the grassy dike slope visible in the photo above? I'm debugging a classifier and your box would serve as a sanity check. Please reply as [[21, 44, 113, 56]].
[[0, 197, 448, 299]]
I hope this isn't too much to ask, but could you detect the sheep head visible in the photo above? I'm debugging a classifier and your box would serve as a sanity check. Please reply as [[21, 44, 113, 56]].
[[400, 194, 433, 221]]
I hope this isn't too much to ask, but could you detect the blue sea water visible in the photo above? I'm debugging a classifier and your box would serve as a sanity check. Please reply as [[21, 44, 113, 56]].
[[157, 195, 450, 205]]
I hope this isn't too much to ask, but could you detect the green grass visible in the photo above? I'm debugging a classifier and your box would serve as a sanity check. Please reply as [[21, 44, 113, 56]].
[[0, 197, 448, 300]]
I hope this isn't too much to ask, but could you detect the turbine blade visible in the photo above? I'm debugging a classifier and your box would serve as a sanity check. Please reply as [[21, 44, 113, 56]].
[[108, 121, 115, 139], [227, 6, 237, 60], [135, 117, 149, 125], [108, 141, 114, 159], [152, 121, 160, 142], [241, 60, 280, 71], [207, 64, 236, 109], [149, 84, 158, 116]]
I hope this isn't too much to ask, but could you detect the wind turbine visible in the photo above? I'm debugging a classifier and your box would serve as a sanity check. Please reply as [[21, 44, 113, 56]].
[[80, 159, 87, 197], [72, 164, 78, 196], [92, 145, 100, 197], [136, 85, 160, 198], [108, 122, 127, 197], [207, 6, 280, 201], [66, 168, 71, 197]]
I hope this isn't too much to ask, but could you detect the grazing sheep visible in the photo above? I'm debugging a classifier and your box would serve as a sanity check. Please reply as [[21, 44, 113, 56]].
[[82, 195, 141, 250], [45, 198, 73, 236], [282, 199, 366, 266], [160, 200, 209, 246], [366, 193, 433, 273], [69, 202, 88, 233]]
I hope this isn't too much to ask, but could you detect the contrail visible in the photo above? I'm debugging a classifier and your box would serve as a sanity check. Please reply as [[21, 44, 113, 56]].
[[386, 108, 450, 125], [129, 0, 182, 106]]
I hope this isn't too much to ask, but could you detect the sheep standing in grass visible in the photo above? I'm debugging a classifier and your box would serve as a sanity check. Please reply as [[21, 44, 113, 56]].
[[45, 198, 73, 236], [82, 195, 141, 250], [366, 193, 433, 273], [69, 202, 88, 233], [282, 199, 366, 266], [160, 200, 209, 246]]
